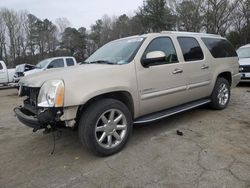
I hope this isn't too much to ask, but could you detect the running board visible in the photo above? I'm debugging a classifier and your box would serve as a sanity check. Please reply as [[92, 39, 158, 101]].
[[133, 98, 211, 124]]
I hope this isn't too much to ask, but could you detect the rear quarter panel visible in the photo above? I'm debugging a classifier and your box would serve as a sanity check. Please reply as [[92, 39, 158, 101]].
[[209, 56, 239, 94]]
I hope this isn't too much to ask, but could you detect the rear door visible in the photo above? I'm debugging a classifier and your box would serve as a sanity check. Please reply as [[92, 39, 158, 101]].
[[0, 62, 8, 83], [66, 58, 75, 67], [177, 37, 212, 101]]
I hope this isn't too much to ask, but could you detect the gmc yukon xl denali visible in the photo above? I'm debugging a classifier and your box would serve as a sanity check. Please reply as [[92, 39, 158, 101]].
[[14, 31, 241, 156]]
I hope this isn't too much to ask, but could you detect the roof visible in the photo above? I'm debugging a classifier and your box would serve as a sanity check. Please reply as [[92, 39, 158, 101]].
[[110, 31, 223, 43], [138, 31, 222, 38], [160, 31, 221, 37], [239, 44, 250, 49], [43, 56, 75, 61]]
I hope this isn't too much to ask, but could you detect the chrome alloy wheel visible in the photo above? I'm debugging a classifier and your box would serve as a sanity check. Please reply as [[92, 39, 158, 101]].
[[217, 83, 229, 106], [95, 109, 128, 149]]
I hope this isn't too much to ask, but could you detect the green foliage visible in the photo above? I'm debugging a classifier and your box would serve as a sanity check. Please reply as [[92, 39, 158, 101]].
[[176, 0, 203, 32], [136, 0, 175, 32], [61, 27, 87, 60], [227, 24, 250, 48]]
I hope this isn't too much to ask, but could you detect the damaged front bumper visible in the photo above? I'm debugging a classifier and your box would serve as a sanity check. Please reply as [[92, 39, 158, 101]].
[[14, 106, 62, 131], [14, 107, 41, 130]]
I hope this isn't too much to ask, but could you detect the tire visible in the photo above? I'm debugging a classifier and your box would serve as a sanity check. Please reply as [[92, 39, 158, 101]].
[[210, 77, 230, 110], [78, 98, 133, 156]]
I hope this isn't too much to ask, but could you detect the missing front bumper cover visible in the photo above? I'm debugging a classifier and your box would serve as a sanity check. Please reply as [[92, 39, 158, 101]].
[[14, 107, 61, 132], [14, 107, 44, 130]]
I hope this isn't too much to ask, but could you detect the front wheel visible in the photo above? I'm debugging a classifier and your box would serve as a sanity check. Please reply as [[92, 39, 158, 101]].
[[210, 77, 230, 110], [78, 99, 133, 156]]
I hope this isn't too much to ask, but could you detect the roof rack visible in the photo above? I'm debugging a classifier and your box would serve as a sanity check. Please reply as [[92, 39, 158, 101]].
[[160, 31, 221, 37]]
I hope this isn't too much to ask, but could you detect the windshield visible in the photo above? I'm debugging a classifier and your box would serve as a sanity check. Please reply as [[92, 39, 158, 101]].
[[36, 59, 50, 68], [85, 37, 145, 64], [237, 47, 250, 58]]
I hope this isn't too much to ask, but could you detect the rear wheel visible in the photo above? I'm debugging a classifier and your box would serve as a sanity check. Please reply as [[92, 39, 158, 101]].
[[210, 77, 230, 110], [78, 99, 132, 156]]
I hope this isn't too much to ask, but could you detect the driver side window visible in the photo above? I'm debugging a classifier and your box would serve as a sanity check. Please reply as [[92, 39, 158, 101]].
[[143, 37, 178, 65]]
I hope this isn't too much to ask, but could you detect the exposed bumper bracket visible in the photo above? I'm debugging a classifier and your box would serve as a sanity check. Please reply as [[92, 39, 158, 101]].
[[14, 107, 44, 130]]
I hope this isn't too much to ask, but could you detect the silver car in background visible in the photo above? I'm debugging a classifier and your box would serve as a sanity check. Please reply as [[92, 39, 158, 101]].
[[237, 44, 250, 82]]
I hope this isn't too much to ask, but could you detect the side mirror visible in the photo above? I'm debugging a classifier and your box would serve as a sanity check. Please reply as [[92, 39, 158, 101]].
[[142, 51, 166, 67]]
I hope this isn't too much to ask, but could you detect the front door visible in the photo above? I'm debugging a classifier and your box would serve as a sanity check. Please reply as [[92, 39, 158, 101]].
[[136, 37, 188, 116]]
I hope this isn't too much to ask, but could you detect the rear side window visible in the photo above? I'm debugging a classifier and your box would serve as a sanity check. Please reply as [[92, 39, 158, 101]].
[[0, 63, 3, 70], [66, 58, 75, 66], [177, 37, 204, 61], [48, 59, 64, 69], [201, 38, 237, 58]]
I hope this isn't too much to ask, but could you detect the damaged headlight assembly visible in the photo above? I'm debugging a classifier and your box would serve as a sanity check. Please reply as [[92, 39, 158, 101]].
[[38, 80, 64, 108]]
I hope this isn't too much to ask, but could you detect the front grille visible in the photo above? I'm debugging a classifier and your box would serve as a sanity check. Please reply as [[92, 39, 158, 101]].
[[22, 87, 40, 107], [240, 65, 250, 73]]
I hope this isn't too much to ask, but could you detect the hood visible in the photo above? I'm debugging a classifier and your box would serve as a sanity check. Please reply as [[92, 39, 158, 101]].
[[15, 64, 26, 73], [15, 64, 36, 73], [24, 68, 43, 76], [239, 58, 250, 66], [19, 64, 124, 88]]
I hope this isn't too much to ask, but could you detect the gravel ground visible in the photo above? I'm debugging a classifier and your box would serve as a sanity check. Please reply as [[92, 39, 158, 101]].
[[0, 84, 250, 188]]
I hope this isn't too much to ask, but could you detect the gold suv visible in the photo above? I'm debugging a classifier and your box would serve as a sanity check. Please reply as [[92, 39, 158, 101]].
[[15, 31, 241, 156]]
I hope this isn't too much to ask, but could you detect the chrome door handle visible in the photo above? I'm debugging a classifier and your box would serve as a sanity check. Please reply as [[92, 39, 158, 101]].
[[201, 65, 209, 69], [172, 68, 183, 74]]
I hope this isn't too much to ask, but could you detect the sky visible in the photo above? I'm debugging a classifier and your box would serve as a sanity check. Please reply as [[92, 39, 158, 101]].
[[0, 0, 143, 29]]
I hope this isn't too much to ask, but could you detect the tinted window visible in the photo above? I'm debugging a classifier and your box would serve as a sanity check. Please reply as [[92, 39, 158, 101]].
[[48, 59, 64, 69], [177, 37, 204, 61], [66, 58, 75, 66], [0, 63, 3, 70], [143, 37, 178, 65], [202, 38, 237, 58]]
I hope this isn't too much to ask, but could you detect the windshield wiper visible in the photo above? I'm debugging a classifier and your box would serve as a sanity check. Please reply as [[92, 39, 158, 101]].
[[89, 60, 117, 65]]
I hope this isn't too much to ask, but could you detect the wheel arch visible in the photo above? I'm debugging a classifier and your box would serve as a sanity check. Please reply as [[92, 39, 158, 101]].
[[76, 91, 135, 124], [217, 71, 232, 86]]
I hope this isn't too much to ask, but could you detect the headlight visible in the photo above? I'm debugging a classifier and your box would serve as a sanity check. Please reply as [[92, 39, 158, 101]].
[[38, 80, 64, 107]]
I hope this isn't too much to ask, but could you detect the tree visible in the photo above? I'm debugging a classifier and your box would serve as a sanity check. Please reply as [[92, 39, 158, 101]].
[[176, 0, 204, 32], [89, 19, 103, 49], [56, 17, 71, 34], [15, 10, 29, 59], [203, 0, 239, 35], [35, 19, 58, 56], [61, 27, 87, 61], [112, 14, 131, 38], [136, 0, 176, 32], [26, 14, 39, 57], [1, 8, 19, 65], [0, 11, 7, 61]]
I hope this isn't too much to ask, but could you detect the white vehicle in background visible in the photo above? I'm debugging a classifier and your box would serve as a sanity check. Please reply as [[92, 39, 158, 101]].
[[15, 56, 77, 82], [13, 64, 36, 83], [0, 61, 15, 85], [237, 44, 250, 82]]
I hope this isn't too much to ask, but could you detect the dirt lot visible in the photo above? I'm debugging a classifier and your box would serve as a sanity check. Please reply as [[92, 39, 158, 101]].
[[0, 85, 250, 188]]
